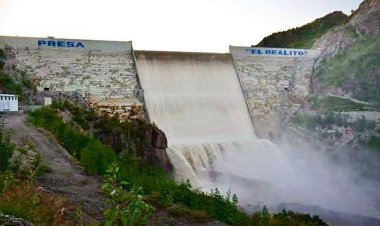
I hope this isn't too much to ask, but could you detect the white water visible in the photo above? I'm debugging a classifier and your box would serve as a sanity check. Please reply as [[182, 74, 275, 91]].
[[136, 51, 379, 221], [136, 52, 258, 183]]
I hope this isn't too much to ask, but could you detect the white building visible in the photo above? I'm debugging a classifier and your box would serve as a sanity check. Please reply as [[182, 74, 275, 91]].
[[0, 94, 18, 112]]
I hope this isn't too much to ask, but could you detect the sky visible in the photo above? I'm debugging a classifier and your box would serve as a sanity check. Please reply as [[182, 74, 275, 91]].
[[0, 0, 363, 52]]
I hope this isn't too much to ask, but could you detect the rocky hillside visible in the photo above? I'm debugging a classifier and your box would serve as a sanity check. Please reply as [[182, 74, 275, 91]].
[[307, 0, 380, 154], [313, 0, 380, 61], [255, 11, 349, 49], [270, 0, 380, 183], [253, 1, 380, 187], [311, 0, 380, 108]]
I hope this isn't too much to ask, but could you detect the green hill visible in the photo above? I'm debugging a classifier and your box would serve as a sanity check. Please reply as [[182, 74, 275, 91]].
[[254, 11, 349, 49]]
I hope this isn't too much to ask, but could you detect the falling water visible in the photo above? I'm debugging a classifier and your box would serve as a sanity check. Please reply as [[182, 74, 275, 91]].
[[135, 51, 258, 184]]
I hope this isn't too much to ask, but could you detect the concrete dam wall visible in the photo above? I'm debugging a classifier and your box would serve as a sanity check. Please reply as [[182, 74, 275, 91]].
[[230, 46, 320, 139], [0, 36, 144, 120]]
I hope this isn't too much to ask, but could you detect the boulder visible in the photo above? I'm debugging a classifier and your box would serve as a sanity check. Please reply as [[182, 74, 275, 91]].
[[143, 125, 172, 173]]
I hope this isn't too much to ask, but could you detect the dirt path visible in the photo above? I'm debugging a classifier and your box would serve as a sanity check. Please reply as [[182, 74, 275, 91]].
[[3, 112, 105, 224]]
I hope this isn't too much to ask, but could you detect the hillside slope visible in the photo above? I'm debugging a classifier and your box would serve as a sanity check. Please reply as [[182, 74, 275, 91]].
[[254, 11, 349, 49], [313, 0, 380, 107], [305, 0, 380, 155], [3, 113, 105, 224]]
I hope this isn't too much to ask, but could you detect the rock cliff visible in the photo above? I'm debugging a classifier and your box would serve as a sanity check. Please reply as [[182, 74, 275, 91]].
[[143, 125, 173, 173], [313, 0, 380, 62]]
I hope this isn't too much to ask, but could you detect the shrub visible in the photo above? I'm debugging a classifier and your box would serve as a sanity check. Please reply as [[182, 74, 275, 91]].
[[102, 163, 154, 226], [167, 204, 190, 217], [0, 182, 75, 226], [188, 210, 210, 223], [0, 171, 15, 194], [80, 140, 116, 175], [0, 122, 13, 172], [0, 70, 22, 95]]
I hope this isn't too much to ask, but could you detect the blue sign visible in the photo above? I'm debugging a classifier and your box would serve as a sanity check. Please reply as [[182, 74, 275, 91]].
[[37, 40, 85, 48], [246, 48, 307, 56]]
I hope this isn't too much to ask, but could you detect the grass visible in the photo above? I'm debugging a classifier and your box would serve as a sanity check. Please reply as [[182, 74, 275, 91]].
[[0, 182, 76, 226], [308, 95, 371, 112], [315, 36, 380, 108]]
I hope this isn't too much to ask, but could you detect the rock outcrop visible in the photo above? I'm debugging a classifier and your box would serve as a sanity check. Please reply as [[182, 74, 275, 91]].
[[350, 0, 380, 36], [0, 211, 34, 226], [313, 0, 380, 62], [312, 26, 356, 64], [143, 125, 173, 173]]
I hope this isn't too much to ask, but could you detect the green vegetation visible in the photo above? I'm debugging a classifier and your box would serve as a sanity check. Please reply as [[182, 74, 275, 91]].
[[315, 36, 380, 108], [52, 100, 146, 155], [0, 182, 75, 226], [0, 70, 22, 95], [0, 122, 13, 172], [308, 95, 371, 112], [0, 49, 5, 59], [293, 111, 376, 132], [27, 104, 328, 226], [0, 117, 78, 225], [364, 136, 380, 152], [0, 49, 22, 94], [255, 11, 349, 48], [102, 163, 154, 226], [0, 49, 35, 98], [0, 49, 5, 70], [28, 107, 116, 175]]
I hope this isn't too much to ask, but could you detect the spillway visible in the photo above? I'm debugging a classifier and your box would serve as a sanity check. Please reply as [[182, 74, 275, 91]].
[[135, 50, 378, 223], [135, 51, 258, 183]]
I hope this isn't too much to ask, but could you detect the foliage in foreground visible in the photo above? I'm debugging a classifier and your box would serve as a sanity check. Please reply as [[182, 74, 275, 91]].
[[0, 121, 13, 172], [0, 182, 75, 226], [28, 106, 328, 226], [102, 163, 154, 226]]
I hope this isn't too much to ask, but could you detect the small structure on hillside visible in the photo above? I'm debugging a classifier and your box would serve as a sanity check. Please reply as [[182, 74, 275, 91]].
[[0, 94, 18, 112]]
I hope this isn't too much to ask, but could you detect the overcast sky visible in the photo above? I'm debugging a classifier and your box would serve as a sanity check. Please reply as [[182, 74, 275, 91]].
[[0, 0, 363, 52]]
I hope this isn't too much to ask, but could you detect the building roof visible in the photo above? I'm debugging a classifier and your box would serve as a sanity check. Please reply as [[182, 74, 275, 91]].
[[0, 94, 17, 97]]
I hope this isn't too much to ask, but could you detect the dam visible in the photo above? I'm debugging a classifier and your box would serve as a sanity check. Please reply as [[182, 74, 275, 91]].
[[2, 36, 377, 223]]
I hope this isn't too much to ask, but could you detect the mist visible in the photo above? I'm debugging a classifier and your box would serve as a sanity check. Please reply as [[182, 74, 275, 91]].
[[200, 137, 380, 220]]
